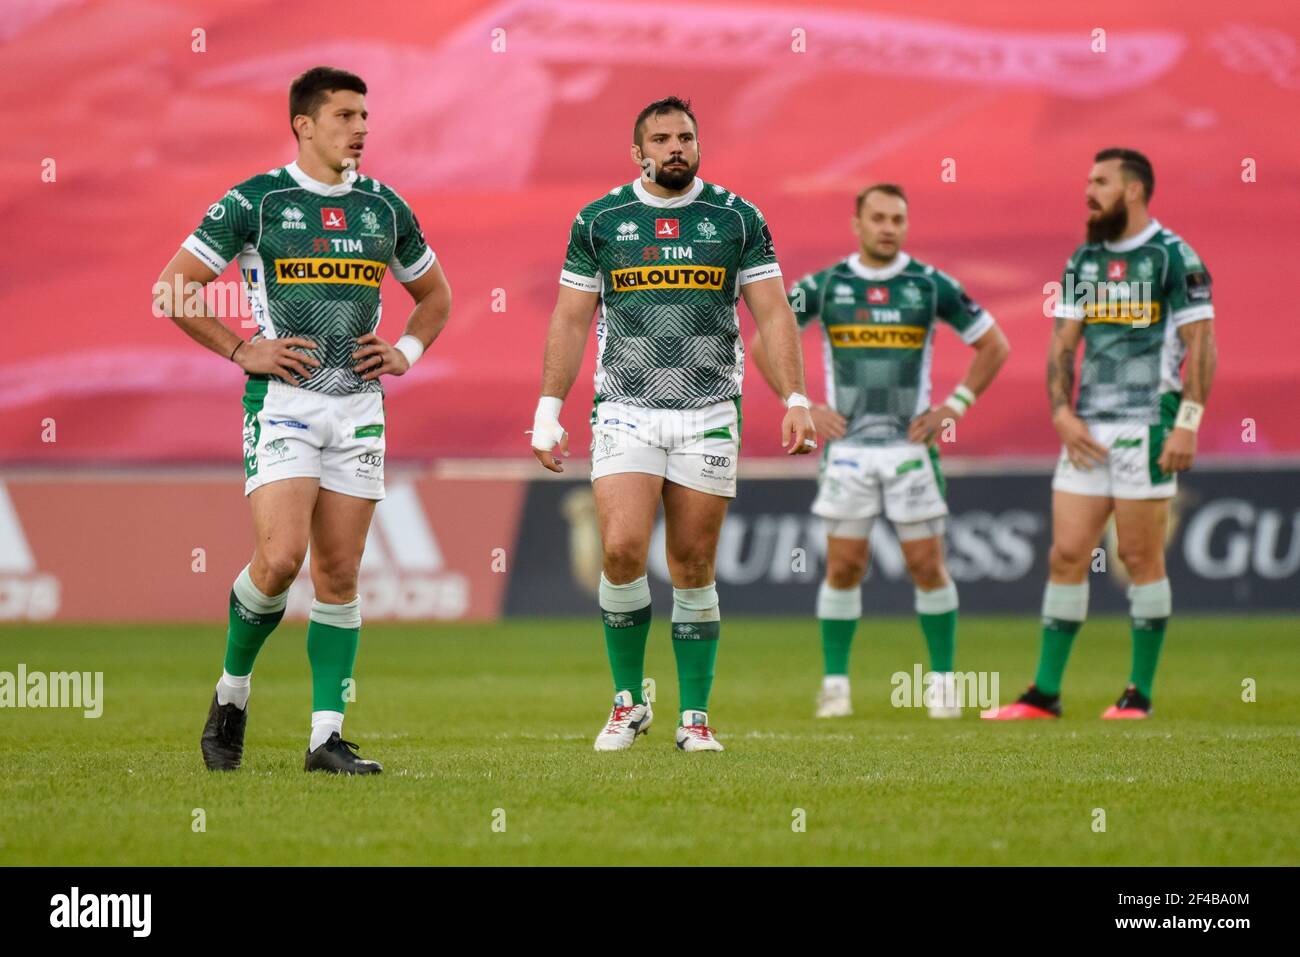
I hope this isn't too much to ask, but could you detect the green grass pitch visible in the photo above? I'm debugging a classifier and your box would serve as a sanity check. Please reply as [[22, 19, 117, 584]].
[[2, 616, 1296, 866]]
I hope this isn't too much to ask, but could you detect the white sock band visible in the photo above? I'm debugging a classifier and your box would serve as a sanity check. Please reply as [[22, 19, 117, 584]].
[[599, 573, 651, 612], [816, 581, 861, 620], [1129, 579, 1172, 619], [1042, 581, 1089, 621], [233, 564, 288, 614], [672, 584, 719, 622], [915, 581, 958, 615], [309, 710, 344, 751], [310, 597, 361, 629]]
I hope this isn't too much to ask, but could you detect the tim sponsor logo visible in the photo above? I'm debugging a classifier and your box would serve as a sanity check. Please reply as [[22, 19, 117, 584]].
[[50, 887, 151, 937]]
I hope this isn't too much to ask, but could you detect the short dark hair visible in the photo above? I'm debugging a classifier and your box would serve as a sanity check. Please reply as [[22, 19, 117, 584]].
[[855, 182, 908, 214], [289, 66, 367, 138], [1094, 147, 1154, 201], [633, 96, 698, 147]]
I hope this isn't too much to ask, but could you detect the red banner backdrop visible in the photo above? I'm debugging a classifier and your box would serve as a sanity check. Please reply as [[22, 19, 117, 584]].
[[3, 0, 1298, 463]]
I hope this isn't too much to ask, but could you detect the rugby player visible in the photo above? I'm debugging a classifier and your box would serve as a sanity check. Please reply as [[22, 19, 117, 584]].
[[530, 97, 816, 752], [751, 184, 1009, 719], [985, 148, 1216, 720], [155, 66, 452, 771]]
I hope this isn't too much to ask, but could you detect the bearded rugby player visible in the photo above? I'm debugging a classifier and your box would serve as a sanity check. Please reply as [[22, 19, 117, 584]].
[[530, 97, 816, 752], [986, 148, 1216, 720]]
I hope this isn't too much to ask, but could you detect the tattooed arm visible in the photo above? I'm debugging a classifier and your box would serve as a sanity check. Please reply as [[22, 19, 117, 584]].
[[1048, 317, 1107, 468]]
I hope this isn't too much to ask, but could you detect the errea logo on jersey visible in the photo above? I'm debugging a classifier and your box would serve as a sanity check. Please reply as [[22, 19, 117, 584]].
[[281, 207, 306, 230], [615, 221, 640, 241]]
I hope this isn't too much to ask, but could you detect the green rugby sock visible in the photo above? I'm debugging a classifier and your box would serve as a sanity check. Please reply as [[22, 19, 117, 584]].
[[1128, 580, 1172, 700], [306, 598, 361, 713], [222, 565, 288, 677], [599, 574, 652, 705], [816, 581, 861, 676], [1034, 581, 1089, 697], [672, 584, 720, 714], [915, 582, 959, 673]]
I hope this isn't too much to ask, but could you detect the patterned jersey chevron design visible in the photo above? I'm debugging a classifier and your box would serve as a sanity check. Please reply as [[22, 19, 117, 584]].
[[789, 253, 994, 445], [1052, 219, 1214, 424], [184, 162, 435, 397], [560, 178, 781, 409]]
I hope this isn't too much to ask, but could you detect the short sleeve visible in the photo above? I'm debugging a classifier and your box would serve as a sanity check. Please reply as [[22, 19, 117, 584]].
[[389, 193, 435, 283], [1053, 249, 1086, 321], [737, 204, 781, 287], [182, 189, 256, 274], [788, 272, 823, 329], [559, 212, 600, 292], [1164, 240, 1214, 327], [934, 268, 995, 344]]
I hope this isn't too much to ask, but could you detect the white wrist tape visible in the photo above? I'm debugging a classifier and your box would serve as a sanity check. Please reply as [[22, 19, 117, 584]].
[[1174, 399, 1204, 433], [395, 335, 424, 368], [943, 384, 975, 418], [785, 392, 811, 410], [529, 396, 567, 451]]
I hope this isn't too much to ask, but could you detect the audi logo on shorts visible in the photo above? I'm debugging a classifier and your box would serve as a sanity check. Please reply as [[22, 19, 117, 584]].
[[359, 452, 384, 467], [703, 454, 731, 468]]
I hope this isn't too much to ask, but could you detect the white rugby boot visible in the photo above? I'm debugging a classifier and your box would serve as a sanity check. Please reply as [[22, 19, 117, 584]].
[[815, 675, 853, 718], [675, 710, 725, 752], [593, 690, 653, 751], [925, 670, 962, 719]]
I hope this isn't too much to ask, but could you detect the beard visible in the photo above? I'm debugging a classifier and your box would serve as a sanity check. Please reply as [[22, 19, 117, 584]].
[[1086, 199, 1128, 243], [651, 157, 699, 191]]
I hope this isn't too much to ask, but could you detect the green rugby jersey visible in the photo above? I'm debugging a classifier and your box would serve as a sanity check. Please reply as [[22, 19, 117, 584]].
[[1053, 219, 1214, 424], [560, 177, 781, 409], [789, 252, 995, 445], [184, 161, 435, 396]]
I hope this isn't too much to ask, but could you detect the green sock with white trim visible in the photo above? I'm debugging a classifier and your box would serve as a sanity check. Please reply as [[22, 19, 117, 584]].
[[600, 574, 652, 705], [1128, 579, 1171, 700], [672, 584, 720, 715], [915, 581, 959, 673], [816, 581, 860, 677], [1034, 581, 1088, 697]]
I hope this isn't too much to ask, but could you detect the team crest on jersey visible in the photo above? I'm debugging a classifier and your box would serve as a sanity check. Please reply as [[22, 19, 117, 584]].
[[359, 208, 383, 236], [1133, 257, 1154, 281], [696, 219, 718, 239], [902, 283, 923, 306], [615, 221, 640, 241]]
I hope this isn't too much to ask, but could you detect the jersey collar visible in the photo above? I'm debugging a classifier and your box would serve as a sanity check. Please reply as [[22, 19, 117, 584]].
[[1103, 218, 1161, 252], [631, 176, 705, 208], [285, 160, 354, 197], [845, 251, 910, 281]]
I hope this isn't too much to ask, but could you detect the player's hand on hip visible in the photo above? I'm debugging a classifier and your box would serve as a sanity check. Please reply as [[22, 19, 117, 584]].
[[1157, 426, 1196, 474], [810, 403, 847, 441], [235, 337, 320, 385], [907, 405, 959, 446], [1052, 407, 1107, 469], [783, 406, 817, 456], [352, 333, 409, 381]]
